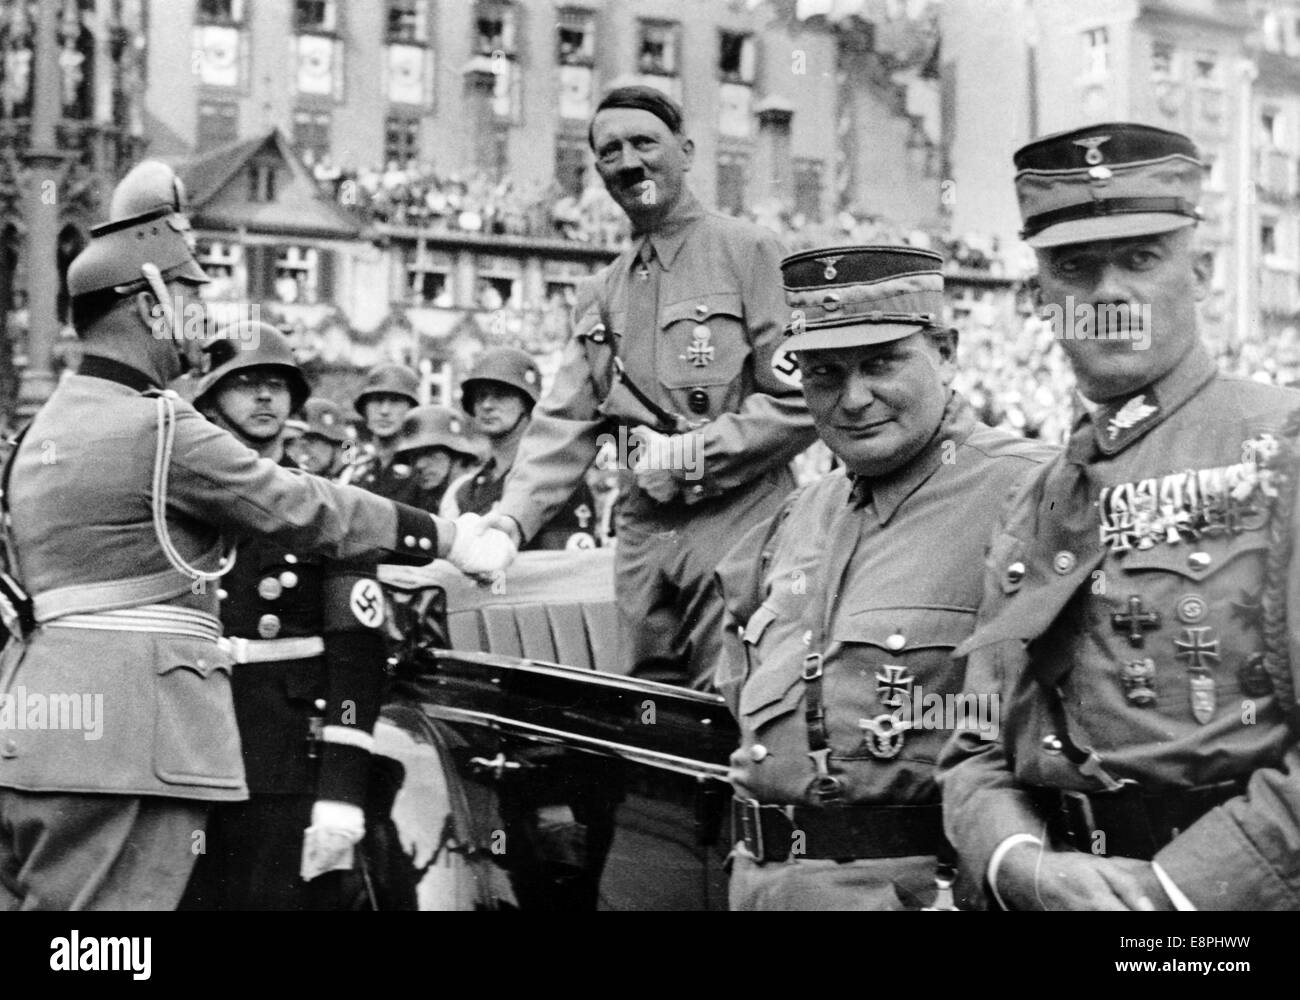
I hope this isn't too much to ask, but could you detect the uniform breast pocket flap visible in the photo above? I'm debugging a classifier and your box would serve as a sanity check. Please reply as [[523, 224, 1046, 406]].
[[657, 293, 748, 389], [737, 603, 806, 730], [833, 606, 977, 655], [1117, 535, 1269, 583]]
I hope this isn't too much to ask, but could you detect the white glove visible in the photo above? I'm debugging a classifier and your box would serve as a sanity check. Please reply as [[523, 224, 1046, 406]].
[[629, 425, 683, 504], [447, 512, 518, 577], [301, 799, 365, 882]]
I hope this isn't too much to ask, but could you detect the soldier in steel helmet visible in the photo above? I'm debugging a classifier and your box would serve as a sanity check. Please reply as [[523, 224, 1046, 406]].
[[341, 363, 422, 504], [444, 346, 600, 550], [0, 161, 510, 910], [288, 398, 352, 479], [391, 404, 483, 515], [179, 327, 392, 910]]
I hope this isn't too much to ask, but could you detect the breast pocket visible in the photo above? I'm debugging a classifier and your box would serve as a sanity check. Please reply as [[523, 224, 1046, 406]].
[[657, 293, 750, 421]]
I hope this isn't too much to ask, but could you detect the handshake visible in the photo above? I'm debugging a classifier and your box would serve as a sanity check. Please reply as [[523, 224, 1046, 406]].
[[445, 512, 520, 579]]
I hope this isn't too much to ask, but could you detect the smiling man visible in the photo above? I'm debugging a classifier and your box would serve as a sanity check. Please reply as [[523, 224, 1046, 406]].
[[715, 247, 1053, 910], [938, 123, 1300, 911]]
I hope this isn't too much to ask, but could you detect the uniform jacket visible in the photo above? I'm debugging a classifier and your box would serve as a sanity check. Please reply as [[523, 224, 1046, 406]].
[[938, 346, 1300, 909], [341, 448, 420, 507], [219, 456, 387, 809], [717, 394, 1054, 809], [0, 364, 441, 803], [498, 191, 817, 542], [444, 457, 600, 550]]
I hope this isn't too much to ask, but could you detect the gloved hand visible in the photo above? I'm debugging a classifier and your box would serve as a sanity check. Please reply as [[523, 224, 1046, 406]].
[[447, 512, 518, 577], [301, 799, 365, 882], [629, 425, 683, 504]]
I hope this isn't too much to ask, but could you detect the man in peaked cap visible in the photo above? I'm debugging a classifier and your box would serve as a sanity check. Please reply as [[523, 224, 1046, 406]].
[[444, 347, 600, 550], [714, 246, 1053, 910], [181, 327, 392, 910], [342, 363, 422, 504], [938, 123, 1300, 911], [289, 398, 353, 479], [471, 86, 816, 691], [0, 162, 507, 910]]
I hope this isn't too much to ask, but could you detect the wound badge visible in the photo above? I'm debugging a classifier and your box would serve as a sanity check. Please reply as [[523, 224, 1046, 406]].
[[1238, 653, 1274, 698], [1121, 658, 1157, 707], [858, 714, 910, 759]]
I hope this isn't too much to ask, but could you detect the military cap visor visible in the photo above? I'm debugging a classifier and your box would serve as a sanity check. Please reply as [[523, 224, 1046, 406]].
[[780, 246, 944, 353], [1014, 122, 1203, 249]]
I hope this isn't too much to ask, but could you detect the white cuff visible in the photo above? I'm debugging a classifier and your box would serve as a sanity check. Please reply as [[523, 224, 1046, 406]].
[[321, 725, 375, 753], [1152, 861, 1197, 911], [987, 833, 1043, 911]]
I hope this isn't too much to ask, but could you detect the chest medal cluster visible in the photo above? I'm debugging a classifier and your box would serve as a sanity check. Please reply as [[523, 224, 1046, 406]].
[[1097, 434, 1285, 723]]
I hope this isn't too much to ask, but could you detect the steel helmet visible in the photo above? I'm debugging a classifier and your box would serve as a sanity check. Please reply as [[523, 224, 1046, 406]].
[[301, 397, 350, 445], [394, 405, 483, 463], [354, 363, 420, 414], [67, 160, 208, 299], [193, 322, 311, 413], [460, 347, 541, 414]]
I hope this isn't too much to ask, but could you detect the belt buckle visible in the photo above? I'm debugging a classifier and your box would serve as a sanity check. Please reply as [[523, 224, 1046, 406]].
[[1060, 790, 1099, 853], [737, 797, 765, 861]]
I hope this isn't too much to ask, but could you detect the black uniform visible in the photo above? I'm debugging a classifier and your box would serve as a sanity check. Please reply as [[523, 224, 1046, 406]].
[[455, 457, 599, 550], [182, 457, 389, 910]]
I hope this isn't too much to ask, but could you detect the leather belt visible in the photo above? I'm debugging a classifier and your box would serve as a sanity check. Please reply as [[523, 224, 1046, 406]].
[[1028, 779, 1248, 862], [43, 604, 221, 642], [732, 797, 947, 863], [219, 635, 325, 664]]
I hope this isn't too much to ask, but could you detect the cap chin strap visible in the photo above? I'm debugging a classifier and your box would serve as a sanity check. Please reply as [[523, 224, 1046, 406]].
[[140, 262, 192, 378], [150, 389, 237, 584]]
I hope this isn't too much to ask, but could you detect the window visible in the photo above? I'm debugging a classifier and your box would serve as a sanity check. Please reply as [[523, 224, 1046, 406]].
[[196, 100, 238, 151], [293, 109, 331, 164], [1150, 41, 1174, 80], [718, 31, 755, 85], [387, 0, 426, 43], [794, 159, 824, 222], [558, 9, 595, 66], [1262, 221, 1278, 257], [197, 0, 243, 25], [387, 43, 432, 105], [1193, 51, 1220, 86], [1261, 109, 1282, 149], [408, 268, 451, 307], [295, 34, 343, 98], [1082, 27, 1108, 79], [248, 160, 278, 203], [638, 21, 680, 76], [274, 246, 321, 305], [385, 116, 420, 165], [716, 153, 748, 216], [476, 276, 517, 310], [194, 26, 242, 88], [719, 85, 752, 137], [474, 1, 517, 57], [295, 0, 336, 33], [196, 240, 243, 301]]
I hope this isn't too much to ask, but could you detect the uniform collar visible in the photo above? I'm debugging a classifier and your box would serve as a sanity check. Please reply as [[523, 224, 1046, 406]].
[[1084, 344, 1217, 457], [77, 355, 161, 394], [632, 190, 705, 274], [850, 391, 977, 526]]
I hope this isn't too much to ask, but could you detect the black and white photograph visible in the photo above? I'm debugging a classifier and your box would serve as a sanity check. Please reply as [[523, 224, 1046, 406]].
[[0, 0, 1294, 971]]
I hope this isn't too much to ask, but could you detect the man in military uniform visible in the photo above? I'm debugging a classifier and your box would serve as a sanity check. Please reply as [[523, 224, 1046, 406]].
[[482, 86, 816, 689], [179, 328, 390, 910], [392, 404, 482, 515], [287, 398, 351, 479], [0, 163, 507, 910], [341, 363, 421, 503], [937, 123, 1300, 911], [717, 247, 1053, 910], [444, 346, 600, 550]]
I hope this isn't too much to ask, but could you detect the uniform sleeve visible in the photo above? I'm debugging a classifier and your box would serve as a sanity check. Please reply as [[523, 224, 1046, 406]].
[[498, 284, 611, 542], [440, 471, 474, 519], [167, 404, 440, 564], [712, 490, 799, 715], [315, 563, 388, 807], [685, 230, 818, 503], [1149, 475, 1300, 909]]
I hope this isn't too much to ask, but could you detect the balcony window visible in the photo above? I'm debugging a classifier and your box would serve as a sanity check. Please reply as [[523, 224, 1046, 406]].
[[558, 9, 595, 66], [475, 2, 516, 58], [718, 31, 755, 85], [295, 0, 336, 34], [197, 0, 243, 25], [274, 246, 320, 305], [387, 0, 427, 44], [638, 21, 680, 76], [1082, 27, 1108, 79]]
